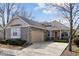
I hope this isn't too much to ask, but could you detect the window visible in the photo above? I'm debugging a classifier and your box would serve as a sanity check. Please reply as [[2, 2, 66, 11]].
[[13, 32, 17, 36], [11, 27, 21, 38], [61, 32, 68, 38]]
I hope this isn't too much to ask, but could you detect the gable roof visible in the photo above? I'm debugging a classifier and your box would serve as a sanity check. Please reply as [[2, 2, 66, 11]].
[[19, 16, 45, 28], [6, 16, 70, 30], [6, 16, 45, 29], [43, 20, 70, 30]]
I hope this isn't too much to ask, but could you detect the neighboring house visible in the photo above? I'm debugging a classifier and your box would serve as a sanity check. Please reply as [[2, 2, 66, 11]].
[[43, 20, 70, 39], [75, 27, 79, 37], [6, 16, 45, 43]]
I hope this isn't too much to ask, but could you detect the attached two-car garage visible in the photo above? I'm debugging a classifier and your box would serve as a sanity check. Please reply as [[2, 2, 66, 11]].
[[31, 28, 44, 43]]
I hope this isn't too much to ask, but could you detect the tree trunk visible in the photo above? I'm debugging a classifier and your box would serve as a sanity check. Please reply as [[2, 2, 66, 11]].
[[7, 3, 10, 23], [69, 3, 73, 51], [3, 28, 6, 40]]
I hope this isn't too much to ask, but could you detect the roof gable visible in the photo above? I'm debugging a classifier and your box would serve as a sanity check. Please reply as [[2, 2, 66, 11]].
[[6, 16, 45, 29], [18, 16, 45, 28], [6, 17, 30, 27], [44, 20, 70, 30]]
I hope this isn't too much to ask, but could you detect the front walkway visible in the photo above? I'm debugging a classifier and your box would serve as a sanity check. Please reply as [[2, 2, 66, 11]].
[[0, 42, 68, 56]]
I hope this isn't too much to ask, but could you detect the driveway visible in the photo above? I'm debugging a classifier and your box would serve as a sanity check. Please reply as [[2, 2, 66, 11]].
[[21, 42, 68, 56], [0, 42, 68, 56]]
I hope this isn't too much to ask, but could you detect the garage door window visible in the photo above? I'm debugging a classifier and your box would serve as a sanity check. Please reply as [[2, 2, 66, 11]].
[[11, 27, 21, 38]]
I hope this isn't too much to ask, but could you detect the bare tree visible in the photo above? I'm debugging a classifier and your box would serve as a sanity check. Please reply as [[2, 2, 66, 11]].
[[0, 3, 22, 40], [18, 8, 34, 20], [52, 3, 79, 51], [42, 3, 79, 51], [0, 3, 33, 40]]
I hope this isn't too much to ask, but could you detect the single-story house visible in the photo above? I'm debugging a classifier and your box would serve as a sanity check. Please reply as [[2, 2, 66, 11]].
[[5, 16, 45, 43], [0, 16, 70, 43]]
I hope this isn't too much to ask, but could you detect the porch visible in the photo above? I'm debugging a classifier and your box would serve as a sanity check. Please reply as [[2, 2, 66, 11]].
[[45, 30, 69, 40]]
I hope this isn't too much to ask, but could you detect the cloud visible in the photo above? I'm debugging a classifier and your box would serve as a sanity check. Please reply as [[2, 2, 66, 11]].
[[43, 10, 52, 14], [37, 3, 46, 8], [34, 3, 46, 10], [34, 3, 57, 14]]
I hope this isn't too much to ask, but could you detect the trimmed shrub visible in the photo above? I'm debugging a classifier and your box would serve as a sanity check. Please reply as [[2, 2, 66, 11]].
[[6, 39, 27, 46], [45, 37, 54, 41], [74, 38, 79, 47], [54, 39, 69, 43], [61, 37, 68, 40], [0, 39, 27, 46], [0, 40, 7, 44]]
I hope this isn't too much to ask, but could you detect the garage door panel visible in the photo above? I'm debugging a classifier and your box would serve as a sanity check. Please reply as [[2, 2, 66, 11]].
[[31, 29, 44, 43]]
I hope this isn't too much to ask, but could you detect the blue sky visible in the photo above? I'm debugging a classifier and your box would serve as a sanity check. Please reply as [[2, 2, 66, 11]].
[[21, 3, 61, 22], [13, 3, 71, 27]]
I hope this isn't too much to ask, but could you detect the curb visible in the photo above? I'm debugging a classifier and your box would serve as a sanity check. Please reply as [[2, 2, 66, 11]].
[[60, 44, 69, 56]]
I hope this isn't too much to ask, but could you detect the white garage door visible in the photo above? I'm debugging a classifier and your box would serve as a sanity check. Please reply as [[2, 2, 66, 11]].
[[31, 29, 44, 43]]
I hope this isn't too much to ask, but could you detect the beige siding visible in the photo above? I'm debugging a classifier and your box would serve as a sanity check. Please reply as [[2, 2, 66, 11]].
[[6, 27, 30, 42], [6, 28, 11, 39], [21, 27, 30, 42], [7, 18, 29, 28], [0, 30, 3, 40], [31, 28, 44, 43]]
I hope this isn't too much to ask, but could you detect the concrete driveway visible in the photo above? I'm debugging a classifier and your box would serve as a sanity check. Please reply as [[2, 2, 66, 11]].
[[21, 42, 68, 56], [0, 42, 68, 56]]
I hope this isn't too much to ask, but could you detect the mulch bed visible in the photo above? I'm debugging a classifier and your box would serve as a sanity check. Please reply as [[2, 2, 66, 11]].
[[61, 44, 79, 56], [0, 44, 23, 50]]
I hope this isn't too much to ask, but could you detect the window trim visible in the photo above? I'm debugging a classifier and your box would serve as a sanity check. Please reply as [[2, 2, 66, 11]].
[[11, 27, 21, 38]]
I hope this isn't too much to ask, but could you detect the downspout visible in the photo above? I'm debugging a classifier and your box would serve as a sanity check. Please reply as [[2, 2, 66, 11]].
[[28, 26, 31, 43]]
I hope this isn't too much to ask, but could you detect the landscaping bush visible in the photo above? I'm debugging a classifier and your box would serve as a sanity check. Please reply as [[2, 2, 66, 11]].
[[45, 37, 54, 41], [6, 39, 27, 46], [0, 40, 7, 44], [74, 38, 79, 47], [0, 39, 27, 46], [61, 37, 68, 40], [54, 39, 69, 43]]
